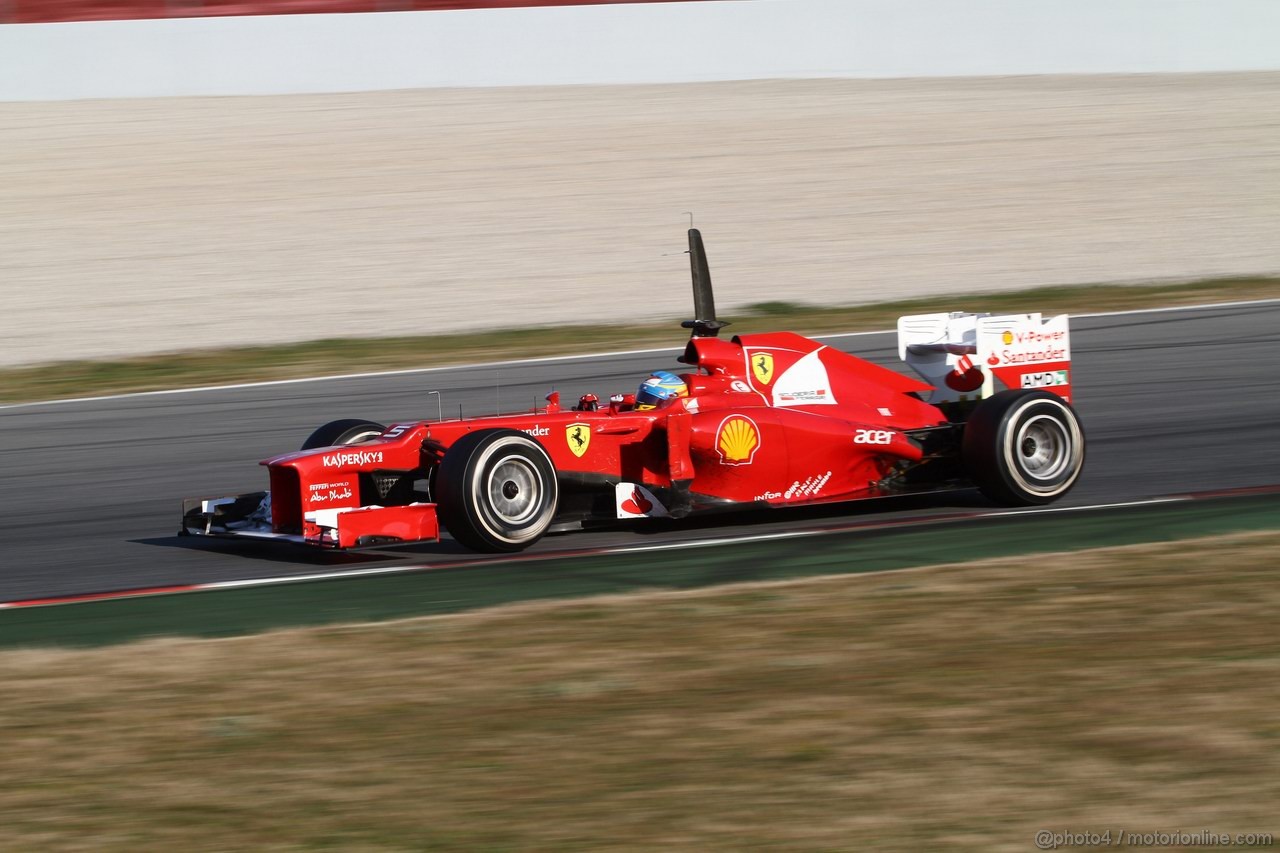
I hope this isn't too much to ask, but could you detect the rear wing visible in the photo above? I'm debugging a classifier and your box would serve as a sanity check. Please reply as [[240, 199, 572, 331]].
[[897, 312, 1072, 404]]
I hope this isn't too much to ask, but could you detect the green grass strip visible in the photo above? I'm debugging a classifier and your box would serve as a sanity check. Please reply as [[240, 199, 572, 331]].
[[2, 492, 1277, 649], [4, 276, 1277, 404]]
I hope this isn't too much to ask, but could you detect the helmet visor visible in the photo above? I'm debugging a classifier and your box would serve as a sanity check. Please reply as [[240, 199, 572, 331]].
[[635, 386, 676, 410]]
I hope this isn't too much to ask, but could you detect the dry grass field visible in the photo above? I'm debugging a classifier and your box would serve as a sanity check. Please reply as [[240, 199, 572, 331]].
[[2, 531, 1278, 850], [2, 72, 1278, 367]]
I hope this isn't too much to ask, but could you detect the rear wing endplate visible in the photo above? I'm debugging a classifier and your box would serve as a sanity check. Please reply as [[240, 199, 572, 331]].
[[897, 312, 1072, 404]]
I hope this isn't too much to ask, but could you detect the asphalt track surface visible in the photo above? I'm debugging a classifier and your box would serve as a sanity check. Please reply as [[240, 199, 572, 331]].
[[1, 302, 1278, 601]]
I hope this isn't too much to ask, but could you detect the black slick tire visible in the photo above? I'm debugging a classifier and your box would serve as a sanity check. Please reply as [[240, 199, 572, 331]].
[[961, 390, 1085, 506], [436, 429, 559, 552], [301, 419, 387, 451]]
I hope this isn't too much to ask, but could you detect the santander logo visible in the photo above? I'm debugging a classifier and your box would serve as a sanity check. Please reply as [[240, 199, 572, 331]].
[[619, 487, 654, 516], [945, 353, 984, 392]]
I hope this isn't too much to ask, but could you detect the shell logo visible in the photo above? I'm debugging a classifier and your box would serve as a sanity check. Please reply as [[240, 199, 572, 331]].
[[716, 415, 761, 465], [1002, 330, 1014, 345]]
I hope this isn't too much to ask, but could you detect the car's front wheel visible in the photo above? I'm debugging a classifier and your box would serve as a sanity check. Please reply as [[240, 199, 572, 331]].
[[962, 390, 1085, 506], [435, 429, 559, 552], [301, 419, 387, 451]]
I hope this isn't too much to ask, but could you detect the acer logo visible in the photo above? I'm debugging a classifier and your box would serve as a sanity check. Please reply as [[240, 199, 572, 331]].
[[854, 429, 894, 445], [321, 451, 383, 468]]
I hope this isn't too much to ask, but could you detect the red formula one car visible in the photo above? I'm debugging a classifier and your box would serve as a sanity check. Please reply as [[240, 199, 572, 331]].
[[182, 230, 1085, 552]]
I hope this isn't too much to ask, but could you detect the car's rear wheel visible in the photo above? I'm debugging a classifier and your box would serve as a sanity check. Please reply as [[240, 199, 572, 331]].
[[301, 419, 387, 451], [962, 390, 1085, 506], [436, 429, 559, 552]]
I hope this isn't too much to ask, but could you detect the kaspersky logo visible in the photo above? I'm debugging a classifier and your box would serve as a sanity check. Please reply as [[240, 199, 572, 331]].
[[716, 415, 761, 465], [321, 450, 383, 468]]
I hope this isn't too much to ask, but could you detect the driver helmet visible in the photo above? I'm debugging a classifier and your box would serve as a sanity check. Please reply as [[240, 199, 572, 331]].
[[635, 370, 688, 411]]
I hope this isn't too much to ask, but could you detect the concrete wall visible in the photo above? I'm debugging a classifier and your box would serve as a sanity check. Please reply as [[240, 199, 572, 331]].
[[2, 0, 1279, 101]]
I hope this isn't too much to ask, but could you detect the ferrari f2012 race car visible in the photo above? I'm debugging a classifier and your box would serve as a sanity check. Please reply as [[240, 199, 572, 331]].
[[182, 230, 1084, 552]]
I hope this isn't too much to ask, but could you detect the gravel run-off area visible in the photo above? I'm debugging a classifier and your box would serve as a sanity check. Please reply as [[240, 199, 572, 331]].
[[1, 72, 1277, 367]]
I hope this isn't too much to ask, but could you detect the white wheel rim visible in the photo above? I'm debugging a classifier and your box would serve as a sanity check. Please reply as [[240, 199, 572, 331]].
[[1015, 415, 1071, 482], [1000, 397, 1084, 497], [464, 435, 558, 546], [485, 454, 542, 526]]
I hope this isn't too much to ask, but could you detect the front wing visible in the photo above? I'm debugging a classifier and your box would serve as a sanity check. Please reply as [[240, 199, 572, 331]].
[[181, 492, 439, 549]]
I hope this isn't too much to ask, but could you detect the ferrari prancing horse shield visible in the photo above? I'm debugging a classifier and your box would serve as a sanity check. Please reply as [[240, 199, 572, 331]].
[[566, 422, 591, 457], [751, 352, 775, 385]]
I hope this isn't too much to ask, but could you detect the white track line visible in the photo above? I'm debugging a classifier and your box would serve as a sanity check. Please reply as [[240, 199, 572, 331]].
[[1071, 296, 1280, 320], [575, 497, 1186, 554], [0, 496, 1191, 609], [771, 296, 1280, 340], [204, 564, 438, 590], [999, 497, 1184, 515], [0, 344, 684, 411], [3, 298, 1277, 412]]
